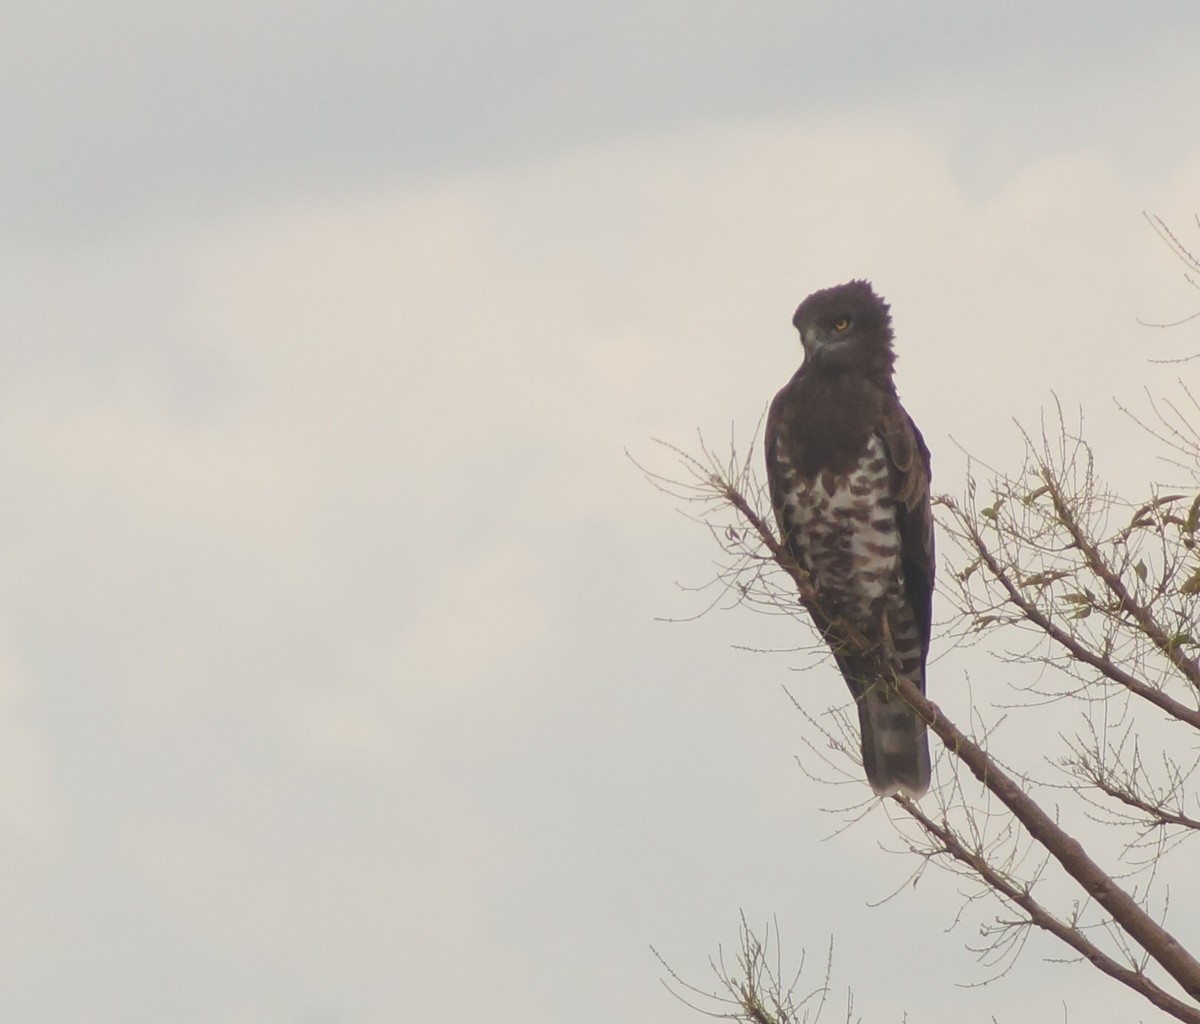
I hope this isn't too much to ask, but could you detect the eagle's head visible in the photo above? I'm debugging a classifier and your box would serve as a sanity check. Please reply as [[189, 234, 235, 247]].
[[792, 280, 895, 379]]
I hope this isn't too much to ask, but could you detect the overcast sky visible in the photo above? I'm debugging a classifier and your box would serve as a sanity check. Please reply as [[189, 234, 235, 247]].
[[2, 4, 1200, 1022]]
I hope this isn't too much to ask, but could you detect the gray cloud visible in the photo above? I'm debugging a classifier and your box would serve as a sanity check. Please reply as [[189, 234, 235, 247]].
[[4, 1, 1197, 243]]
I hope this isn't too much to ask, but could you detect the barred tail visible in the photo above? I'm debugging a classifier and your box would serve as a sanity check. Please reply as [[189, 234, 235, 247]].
[[855, 683, 930, 798]]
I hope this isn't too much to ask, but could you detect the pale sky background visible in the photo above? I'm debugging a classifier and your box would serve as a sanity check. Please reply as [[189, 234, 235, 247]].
[[3, 3, 1200, 1022]]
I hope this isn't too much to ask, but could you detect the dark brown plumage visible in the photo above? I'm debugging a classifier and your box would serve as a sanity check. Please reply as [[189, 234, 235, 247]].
[[765, 280, 934, 797]]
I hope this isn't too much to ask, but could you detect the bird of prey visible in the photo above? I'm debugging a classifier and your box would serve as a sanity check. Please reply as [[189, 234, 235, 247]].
[[765, 280, 934, 798]]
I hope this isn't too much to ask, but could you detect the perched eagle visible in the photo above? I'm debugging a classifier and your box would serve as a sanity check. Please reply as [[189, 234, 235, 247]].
[[765, 280, 934, 798]]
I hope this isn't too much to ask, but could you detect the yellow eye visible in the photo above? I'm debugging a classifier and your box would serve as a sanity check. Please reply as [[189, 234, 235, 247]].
[[833, 317, 851, 332]]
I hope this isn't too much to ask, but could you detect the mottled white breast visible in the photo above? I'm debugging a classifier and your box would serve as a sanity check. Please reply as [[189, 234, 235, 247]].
[[777, 434, 901, 617]]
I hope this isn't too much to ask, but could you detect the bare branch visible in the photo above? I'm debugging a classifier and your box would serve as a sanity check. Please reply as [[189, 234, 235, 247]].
[[654, 916, 836, 1024], [896, 796, 1200, 1023], [940, 495, 1200, 730], [1040, 470, 1200, 692]]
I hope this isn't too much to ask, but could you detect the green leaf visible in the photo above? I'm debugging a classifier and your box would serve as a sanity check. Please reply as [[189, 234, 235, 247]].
[[1186, 494, 1200, 536], [1129, 495, 1185, 532], [1023, 570, 1070, 587], [1023, 485, 1050, 505], [1180, 566, 1200, 596]]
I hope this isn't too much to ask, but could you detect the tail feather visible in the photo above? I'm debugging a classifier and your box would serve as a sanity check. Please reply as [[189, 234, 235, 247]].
[[829, 620, 931, 798], [855, 683, 930, 798]]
